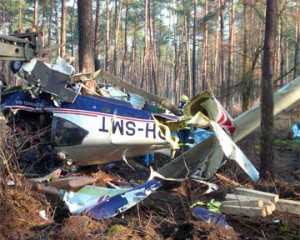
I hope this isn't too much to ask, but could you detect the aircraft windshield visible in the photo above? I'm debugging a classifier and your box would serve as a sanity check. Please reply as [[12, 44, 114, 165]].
[[52, 117, 88, 146]]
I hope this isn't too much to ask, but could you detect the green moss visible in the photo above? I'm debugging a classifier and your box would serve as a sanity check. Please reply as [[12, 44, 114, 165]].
[[107, 224, 127, 237]]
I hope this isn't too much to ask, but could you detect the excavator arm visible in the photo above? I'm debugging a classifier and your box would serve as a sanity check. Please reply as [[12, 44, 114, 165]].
[[0, 32, 38, 61]]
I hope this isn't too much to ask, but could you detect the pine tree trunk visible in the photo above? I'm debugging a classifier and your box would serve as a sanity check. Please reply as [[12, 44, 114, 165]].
[[121, 3, 128, 80], [260, 0, 277, 177], [77, 0, 96, 92], [60, 0, 67, 57], [191, 0, 197, 97], [94, 0, 101, 59], [219, 0, 225, 102], [48, 0, 53, 46], [18, 0, 23, 32], [105, 0, 111, 71], [142, 0, 157, 94], [227, 0, 234, 108], [202, 0, 208, 91], [294, 6, 300, 79], [242, 0, 250, 111], [33, 0, 38, 27]]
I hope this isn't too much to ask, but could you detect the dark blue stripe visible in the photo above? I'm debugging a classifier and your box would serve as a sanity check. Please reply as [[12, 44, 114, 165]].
[[1, 90, 153, 120]]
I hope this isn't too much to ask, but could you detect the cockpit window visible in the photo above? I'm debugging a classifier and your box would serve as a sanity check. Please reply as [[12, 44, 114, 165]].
[[52, 117, 88, 146]]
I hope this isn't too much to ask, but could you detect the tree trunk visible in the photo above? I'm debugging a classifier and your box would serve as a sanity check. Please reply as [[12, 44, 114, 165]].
[[48, 0, 53, 46], [242, 0, 250, 111], [294, 6, 300, 79], [191, 0, 197, 97], [105, 0, 110, 71], [260, 0, 277, 177], [184, 15, 191, 97], [129, 20, 137, 83], [112, 0, 120, 75], [219, 0, 225, 102], [60, 0, 67, 57], [121, 3, 128, 80], [142, 0, 157, 94], [70, 0, 76, 56], [279, 7, 287, 86], [40, 0, 46, 47], [18, 0, 23, 32], [226, 0, 235, 108], [77, 0, 96, 92], [202, 0, 208, 91], [33, 0, 38, 27], [94, 0, 101, 60], [55, 2, 60, 54]]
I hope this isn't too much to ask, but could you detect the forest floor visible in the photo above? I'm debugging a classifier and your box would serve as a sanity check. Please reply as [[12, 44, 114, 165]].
[[0, 111, 300, 240]]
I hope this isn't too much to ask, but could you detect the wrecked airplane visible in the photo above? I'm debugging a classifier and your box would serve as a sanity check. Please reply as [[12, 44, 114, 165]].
[[1, 33, 300, 219]]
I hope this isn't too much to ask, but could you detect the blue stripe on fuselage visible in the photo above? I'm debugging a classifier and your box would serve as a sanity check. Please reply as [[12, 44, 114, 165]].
[[1, 90, 153, 120], [62, 95, 152, 120]]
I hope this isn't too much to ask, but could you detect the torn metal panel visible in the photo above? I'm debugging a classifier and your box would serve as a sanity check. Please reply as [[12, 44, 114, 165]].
[[210, 121, 259, 182], [25, 61, 78, 103], [86, 179, 161, 220], [62, 185, 130, 214], [158, 136, 216, 179]]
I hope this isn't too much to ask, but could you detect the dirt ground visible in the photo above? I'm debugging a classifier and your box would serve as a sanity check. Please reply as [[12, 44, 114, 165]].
[[0, 112, 300, 240]]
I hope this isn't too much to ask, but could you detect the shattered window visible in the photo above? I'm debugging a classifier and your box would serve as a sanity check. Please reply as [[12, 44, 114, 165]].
[[52, 117, 88, 146]]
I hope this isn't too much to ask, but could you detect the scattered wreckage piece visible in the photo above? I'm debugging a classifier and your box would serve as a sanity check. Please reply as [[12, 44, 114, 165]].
[[191, 207, 231, 228], [72, 69, 182, 115], [86, 179, 161, 220], [22, 59, 79, 103], [62, 185, 130, 215]]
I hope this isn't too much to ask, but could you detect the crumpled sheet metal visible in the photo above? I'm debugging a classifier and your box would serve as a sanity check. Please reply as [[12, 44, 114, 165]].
[[85, 179, 161, 220], [153, 90, 260, 182], [62, 178, 162, 219], [157, 108, 259, 181], [62, 185, 129, 214], [154, 92, 235, 134], [20, 58, 79, 103], [210, 121, 259, 182]]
